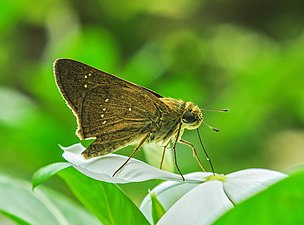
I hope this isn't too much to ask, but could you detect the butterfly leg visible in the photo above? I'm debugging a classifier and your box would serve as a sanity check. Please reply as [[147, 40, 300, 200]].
[[112, 133, 150, 177], [159, 142, 170, 169], [179, 139, 206, 172], [172, 123, 185, 181]]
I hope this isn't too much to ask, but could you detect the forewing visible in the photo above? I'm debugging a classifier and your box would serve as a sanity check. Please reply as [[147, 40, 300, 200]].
[[54, 59, 165, 157]]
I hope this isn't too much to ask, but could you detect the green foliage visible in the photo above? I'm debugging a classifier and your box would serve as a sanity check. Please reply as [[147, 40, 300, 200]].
[[0, 173, 100, 225], [31, 164, 150, 225], [32, 162, 71, 190], [58, 168, 150, 225], [149, 191, 166, 224], [1, 0, 303, 178], [214, 167, 304, 225]]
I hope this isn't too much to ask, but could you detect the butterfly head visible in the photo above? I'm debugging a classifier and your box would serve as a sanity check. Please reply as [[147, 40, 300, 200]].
[[182, 102, 203, 130]]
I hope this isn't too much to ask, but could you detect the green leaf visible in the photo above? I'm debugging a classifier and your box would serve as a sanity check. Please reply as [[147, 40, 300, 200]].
[[150, 191, 166, 225], [0, 173, 101, 225], [58, 167, 150, 225], [0, 211, 31, 225], [214, 168, 304, 225], [32, 162, 71, 190]]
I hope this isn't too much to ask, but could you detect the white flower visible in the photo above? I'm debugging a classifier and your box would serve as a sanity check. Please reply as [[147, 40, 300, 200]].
[[140, 170, 287, 225], [61, 143, 287, 225], [61, 143, 203, 183]]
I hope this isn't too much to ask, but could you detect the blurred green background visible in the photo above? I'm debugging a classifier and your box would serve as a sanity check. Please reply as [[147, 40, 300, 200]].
[[0, 0, 304, 208]]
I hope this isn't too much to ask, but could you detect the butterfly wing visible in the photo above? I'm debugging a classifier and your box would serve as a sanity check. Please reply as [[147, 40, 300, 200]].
[[54, 59, 166, 158]]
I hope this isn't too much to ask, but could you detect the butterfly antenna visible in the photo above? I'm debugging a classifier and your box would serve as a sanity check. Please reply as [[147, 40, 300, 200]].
[[201, 108, 229, 113], [197, 128, 215, 175], [200, 108, 229, 132], [202, 120, 220, 132]]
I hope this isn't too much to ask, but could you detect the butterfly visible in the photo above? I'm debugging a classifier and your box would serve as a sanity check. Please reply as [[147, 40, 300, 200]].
[[54, 59, 221, 180]]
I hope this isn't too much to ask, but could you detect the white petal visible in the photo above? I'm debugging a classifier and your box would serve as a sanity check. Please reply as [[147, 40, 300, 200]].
[[224, 168, 287, 204], [157, 181, 234, 225], [140, 169, 287, 224], [140, 172, 210, 223], [61, 143, 207, 184]]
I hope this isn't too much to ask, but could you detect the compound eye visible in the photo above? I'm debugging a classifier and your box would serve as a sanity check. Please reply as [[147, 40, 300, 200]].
[[182, 111, 196, 123]]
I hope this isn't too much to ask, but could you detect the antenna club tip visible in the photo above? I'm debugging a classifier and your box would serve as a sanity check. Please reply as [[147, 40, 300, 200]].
[[222, 108, 230, 112], [213, 128, 220, 132]]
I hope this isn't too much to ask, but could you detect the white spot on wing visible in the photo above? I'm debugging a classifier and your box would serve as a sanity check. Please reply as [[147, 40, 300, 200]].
[[84, 75, 88, 79], [84, 84, 88, 88], [105, 99, 109, 102], [102, 108, 106, 111], [128, 107, 132, 111], [102, 121, 107, 124], [100, 114, 104, 118]]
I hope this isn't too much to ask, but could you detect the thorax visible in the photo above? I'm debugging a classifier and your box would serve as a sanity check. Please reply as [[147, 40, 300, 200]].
[[148, 98, 186, 144]]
